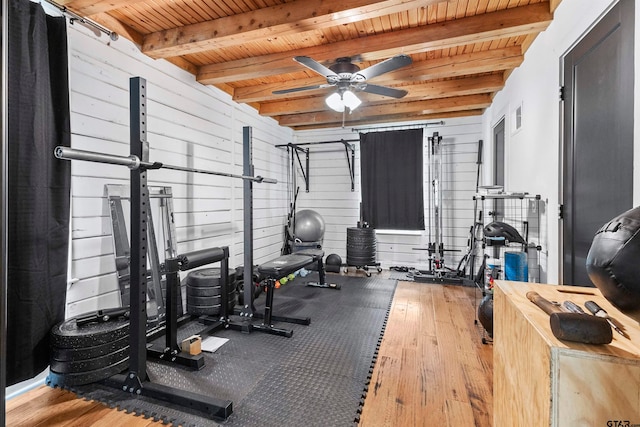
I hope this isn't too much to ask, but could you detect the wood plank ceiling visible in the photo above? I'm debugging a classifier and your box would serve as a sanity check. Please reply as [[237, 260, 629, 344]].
[[59, 0, 562, 130]]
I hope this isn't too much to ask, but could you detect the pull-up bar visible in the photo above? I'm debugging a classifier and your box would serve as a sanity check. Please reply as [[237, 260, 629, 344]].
[[275, 139, 356, 191], [54, 146, 277, 184]]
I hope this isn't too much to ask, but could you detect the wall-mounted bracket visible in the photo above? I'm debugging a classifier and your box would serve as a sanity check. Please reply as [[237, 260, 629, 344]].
[[276, 139, 357, 192]]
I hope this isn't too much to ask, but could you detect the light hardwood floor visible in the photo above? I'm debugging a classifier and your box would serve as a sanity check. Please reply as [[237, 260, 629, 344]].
[[6, 280, 493, 426], [359, 281, 493, 426]]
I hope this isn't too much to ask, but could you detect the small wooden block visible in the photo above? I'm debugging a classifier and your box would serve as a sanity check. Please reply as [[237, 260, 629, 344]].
[[181, 335, 202, 355]]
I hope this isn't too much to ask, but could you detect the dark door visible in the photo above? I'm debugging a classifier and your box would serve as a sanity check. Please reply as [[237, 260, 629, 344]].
[[562, 0, 634, 286], [491, 119, 505, 259], [493, 118, 505, 191]]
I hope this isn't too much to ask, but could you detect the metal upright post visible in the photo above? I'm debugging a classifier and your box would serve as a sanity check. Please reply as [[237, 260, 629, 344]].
[[430, 132, 442, 269], [126, 76, 149, 387], [242, 126, 254, 315]]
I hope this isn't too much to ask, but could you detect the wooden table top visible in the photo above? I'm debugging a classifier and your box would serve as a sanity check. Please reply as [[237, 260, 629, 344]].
[[495, 280, 640, 359]]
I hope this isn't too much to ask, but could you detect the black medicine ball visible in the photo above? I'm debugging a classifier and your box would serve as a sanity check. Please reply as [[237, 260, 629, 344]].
[[325, 253, 342, 273], [326, 253, 342, 265], [586, 205, 640, 314]]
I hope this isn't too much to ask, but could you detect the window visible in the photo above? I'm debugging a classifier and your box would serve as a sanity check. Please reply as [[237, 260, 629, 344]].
[[359, 129, 425, 230]]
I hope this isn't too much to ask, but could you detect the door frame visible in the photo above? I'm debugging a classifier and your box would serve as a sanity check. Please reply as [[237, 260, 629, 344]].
[[558, 0, 634, 284]]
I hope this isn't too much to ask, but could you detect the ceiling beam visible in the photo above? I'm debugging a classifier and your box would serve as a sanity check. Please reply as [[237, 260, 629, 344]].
[[88, 12, 145, 46], [290, 110, 484, 131], [550, 0, 563, 13], [56, 0, 147, 16], [198, 2, 550, 85], [276, 94, 493, 127], [259, 74, 505, 116], [142, 0, 438, 59], [232, 46, 522, 103]]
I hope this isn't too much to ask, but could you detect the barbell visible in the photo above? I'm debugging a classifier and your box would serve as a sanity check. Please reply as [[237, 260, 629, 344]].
[[54, 146, 277, 184]]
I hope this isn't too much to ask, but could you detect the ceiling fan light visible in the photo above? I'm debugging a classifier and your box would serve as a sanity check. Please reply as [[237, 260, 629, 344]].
[[342, 90, 361, 110], [326, 92, 345, 112]]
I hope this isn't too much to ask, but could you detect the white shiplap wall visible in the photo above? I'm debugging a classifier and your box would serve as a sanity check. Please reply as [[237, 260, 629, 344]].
[[293, 116, 484, 271], [65, 25, 292, 318]]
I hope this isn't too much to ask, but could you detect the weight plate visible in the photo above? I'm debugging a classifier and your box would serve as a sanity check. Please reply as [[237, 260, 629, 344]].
[[237, 282, 262, 305], [50, 346, 129, 374], [186, 284, 236, 297], [48, 357, 129, 387], [188, 292, 236, 316], [235, 265, 263, 283], [187, 294, 221, 306], [51, 334, 129, 362], [186, 268, 235, 288], [186, 284, 221, 297], [347, 248, 376, 255], [51, 316, 129, 349]]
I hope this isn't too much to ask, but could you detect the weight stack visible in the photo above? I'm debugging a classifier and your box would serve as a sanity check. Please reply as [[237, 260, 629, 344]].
[[346, 227, 377, 267], [186, 268, 237, 316], [48, 314, 130, 387]]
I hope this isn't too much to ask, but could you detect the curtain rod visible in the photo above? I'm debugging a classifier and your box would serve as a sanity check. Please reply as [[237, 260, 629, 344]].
[[352, 121, 444, 133], [43, 0, 118, 41], [275, 139, 359, 148]]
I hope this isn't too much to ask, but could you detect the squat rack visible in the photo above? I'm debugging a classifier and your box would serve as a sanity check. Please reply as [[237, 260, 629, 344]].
[[53, 77, 278, 421], [275, 139, 357, 192]]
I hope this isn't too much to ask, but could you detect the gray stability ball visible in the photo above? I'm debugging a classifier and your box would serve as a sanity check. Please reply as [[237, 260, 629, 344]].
[[586, 205, 640, 314], [294, 209, 325, 242]]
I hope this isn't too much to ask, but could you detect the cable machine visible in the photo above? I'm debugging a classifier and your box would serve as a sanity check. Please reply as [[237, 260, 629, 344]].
[[412, 132, 476, 285]]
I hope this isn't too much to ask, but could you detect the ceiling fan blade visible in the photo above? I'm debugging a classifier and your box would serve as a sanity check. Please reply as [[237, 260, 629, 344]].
[[293, 56, 339, 78], [353, 54, 413, 81], [360, 84, 408, 99], [273, 84, 332, 95]]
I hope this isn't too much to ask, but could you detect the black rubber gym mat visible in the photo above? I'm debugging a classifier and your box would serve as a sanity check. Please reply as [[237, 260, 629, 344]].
[[54, 273, 396, 426]]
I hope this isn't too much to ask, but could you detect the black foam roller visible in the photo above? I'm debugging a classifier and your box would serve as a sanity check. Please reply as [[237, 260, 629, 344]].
[[178, 247, 226, 271]]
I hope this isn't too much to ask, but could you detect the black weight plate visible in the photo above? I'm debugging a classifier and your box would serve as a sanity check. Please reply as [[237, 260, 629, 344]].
[[50, 346, 129, 374], [348, 243, 376, 247], [187, 294, 221, 306], [347, 258, 377, 266], [187, 284, 221, 297], [347, 248, 376, 255], [188, 292, 236, 315], [347, 239, 377, 245], [186, 284, 236, 297], [48, 357, 129, 387], [186, 268, 235, 288], [51, 316, 129, 349], [51, 334, 129, 362], [347, 251, 376, 258]]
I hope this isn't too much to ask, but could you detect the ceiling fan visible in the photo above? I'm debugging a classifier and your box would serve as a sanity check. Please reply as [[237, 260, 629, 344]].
[[273, 54, 413, 112]]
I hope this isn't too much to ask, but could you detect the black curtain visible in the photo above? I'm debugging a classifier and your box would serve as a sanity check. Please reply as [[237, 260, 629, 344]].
[[360, 129, 424, 230], [6, 0, 71, 385]]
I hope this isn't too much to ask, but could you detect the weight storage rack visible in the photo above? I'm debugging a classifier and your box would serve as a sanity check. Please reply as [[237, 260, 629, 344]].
[[472, 192, 544, 344]]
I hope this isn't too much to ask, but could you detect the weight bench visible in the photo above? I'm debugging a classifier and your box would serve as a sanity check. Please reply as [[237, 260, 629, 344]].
[[294, 248, 340, 290], [253, 253, 317, 337], [225, 251, 339, 338]]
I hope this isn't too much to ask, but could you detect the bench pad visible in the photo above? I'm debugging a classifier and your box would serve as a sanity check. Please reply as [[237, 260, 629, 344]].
[[258, 254, 314, 278]]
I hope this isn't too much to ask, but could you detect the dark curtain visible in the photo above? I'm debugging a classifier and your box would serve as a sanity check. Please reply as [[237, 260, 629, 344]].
[[360, 129, 424, 230], [6, 0, 71, 385]]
